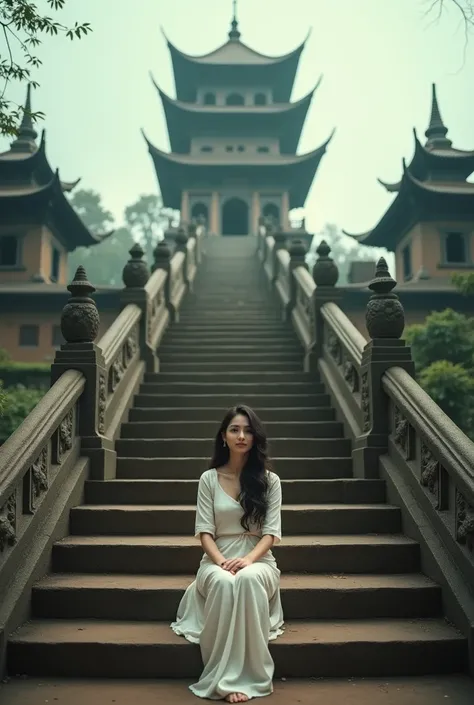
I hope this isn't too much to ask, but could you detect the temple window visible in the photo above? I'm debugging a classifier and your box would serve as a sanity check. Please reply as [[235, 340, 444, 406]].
[[255, 93, 267, 105], [402, 244, 412, 280], [0, 234, 19, 267], [51, 247, 60, 282], [257, 146, 269, 153], [19, 324, 39, 347], [52, 325, 64, 348], [201, 146, 213, 152], [203, 92, 216, 105], [444, 231, 468, 264], [226, 93, 245, 106]]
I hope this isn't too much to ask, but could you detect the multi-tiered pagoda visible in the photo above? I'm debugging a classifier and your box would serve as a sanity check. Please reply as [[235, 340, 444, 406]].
[[143, 10, 332, 235]]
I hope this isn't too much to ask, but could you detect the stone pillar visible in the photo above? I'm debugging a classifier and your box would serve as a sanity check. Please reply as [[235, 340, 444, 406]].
[[305, 240, 342, 373], [51, 266, 116, 480], [271, 228, 287, 286], [175, 226, 190, 288], [352, 257, 415, 479], [181, 190, 190, 224], [281, 191, 290, 230], [153, 239, 175, 321], [251, 191, 260, 235], [210, 191, 220, 235], [286, 238, 308, 318], [120, 243, 158, 374]]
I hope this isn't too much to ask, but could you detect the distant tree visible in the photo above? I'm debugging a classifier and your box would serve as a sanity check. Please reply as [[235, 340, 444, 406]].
[[0, 385, 44, 443], [425, 0, 474, 28], [405, 308, 474, 437], [68, 227, 135, 287], [68, 189, 134, 286], [69, 189, 114, 234], [452, 272, 474, 295], [405, 308, 474, 371], [307, 224, 381, 285], [125, 194, 171, 266], [0, 0, 91, 136], [419, 360, 474, 434]]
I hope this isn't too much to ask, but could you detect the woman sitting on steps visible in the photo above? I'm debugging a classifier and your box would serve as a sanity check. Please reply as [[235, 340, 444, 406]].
[[171, 404, 284, 702]]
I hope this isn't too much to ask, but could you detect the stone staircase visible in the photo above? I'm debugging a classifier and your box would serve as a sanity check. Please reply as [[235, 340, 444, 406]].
[[7, 237, 467, 679]]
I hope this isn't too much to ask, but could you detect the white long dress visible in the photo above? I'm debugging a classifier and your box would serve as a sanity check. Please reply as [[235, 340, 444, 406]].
[[170, 468, 285, 700]]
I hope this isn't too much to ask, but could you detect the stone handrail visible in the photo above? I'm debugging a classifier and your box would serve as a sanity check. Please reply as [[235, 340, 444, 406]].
[[0, 370, 84, 562], [383, 366, 474, 583], [275, 249, 291, 311], [291, 266, 315, 349], [0, 221, 206, 673], [261, 227, 474, 659], [263, 235, 275, 283]]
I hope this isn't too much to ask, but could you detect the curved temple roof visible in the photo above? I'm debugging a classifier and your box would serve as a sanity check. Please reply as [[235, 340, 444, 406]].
[[143, 128, 334, 210], [162, 28, 311, 102], [152, 76, 320, 154]]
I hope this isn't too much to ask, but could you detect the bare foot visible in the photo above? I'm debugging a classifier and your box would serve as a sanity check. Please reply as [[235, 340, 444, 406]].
[[225, 694, 249, 703]]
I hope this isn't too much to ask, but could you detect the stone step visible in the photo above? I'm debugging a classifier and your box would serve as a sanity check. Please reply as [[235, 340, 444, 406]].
[[115, 438, 352, 458], [162, 336, 297, 346], [116, 457, 354, 480], [158, 344, 303, 353], [120, 420, 344, 440], [51, 535, 420, 574], [69, 504, 401, 536], [143, 371, 317, 383], [9, 618, 465, 678], [133, 393, 331, 408], [169, 325, 292, 334], [128, 407, 335, 422], [158, 352, 303, 362], [31, 573, 441, 621], [138, 382, 322, 396], [85, 478, 385, 505], [159, 361, 303, 372], [166, 330, 295, 340]]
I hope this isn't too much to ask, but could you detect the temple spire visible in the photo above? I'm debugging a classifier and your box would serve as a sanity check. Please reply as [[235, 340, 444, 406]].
[[10, 83, 38, 153], [228, 0, 241, 40], [424, 83, 452, 150]]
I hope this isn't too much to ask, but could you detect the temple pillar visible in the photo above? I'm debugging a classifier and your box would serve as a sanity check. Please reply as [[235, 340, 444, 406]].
[[210, 191, 220, 235], [281, 191, 290, 230], [181, 190, 190, 223], [251, 191, 261, 235]]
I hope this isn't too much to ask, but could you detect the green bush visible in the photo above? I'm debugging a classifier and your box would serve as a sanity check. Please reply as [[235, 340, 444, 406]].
[[418, 360, 474, 436], [405, 309, 474, 372], [0, 385, 45, 443]]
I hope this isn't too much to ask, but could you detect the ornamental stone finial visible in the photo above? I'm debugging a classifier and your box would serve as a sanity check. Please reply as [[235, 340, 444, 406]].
[[365, 257, 405, 339], [122, 242, 150, 288], [313, 239, 339, 287], [152, 239, 171, 271], [60, 266, 100, 343]]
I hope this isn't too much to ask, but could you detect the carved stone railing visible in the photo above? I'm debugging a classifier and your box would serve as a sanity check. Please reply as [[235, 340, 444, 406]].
[[275, 248, 291, 314], [384, 367, 474, 582], [0, 219, 205, 673], [265, 232, 474, 667]]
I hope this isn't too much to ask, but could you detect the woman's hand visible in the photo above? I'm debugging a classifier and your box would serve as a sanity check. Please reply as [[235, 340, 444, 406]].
[[221, 556, 254, 573]]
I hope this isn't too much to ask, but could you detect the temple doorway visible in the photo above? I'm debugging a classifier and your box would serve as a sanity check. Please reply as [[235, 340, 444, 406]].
[[222, 198, 249, 235], [191, 202, 209, 225], [263, 202, 280, 225]]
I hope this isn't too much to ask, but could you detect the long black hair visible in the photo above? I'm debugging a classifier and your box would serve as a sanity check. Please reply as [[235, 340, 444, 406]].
[[209, 404, 272, 531]]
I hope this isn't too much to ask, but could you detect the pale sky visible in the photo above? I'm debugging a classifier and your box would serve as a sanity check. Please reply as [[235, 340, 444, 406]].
[[1, 0, 473, 239]]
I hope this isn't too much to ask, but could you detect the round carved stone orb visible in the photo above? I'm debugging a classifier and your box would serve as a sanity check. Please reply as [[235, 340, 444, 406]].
[[61, 301, 100, 343], [175, 228, 189, 248], [313, 240, 339, 286], [366, 296, 405, 339], [122, 243, 150, 288]]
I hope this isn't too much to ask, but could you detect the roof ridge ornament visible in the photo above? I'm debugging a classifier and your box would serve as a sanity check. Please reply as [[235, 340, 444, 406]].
[[10, 83, 38, 153], [425, 83, 452, 150], [229, 0, 241, 40]]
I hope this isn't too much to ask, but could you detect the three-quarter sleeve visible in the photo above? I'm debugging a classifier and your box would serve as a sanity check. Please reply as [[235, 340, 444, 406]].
[[194, 470, 216, 538], [262, 472, 282, 544]]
